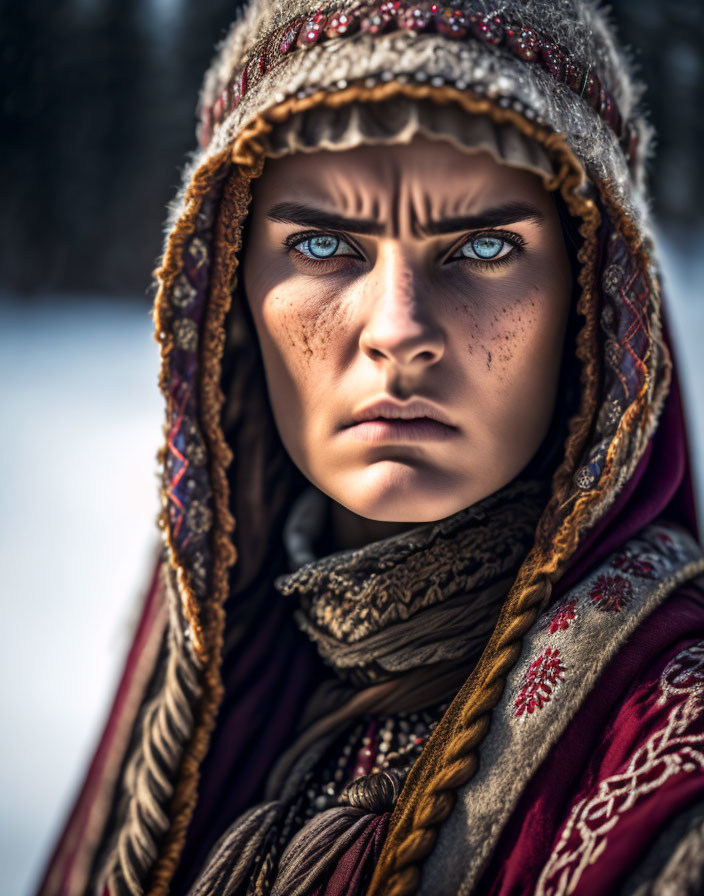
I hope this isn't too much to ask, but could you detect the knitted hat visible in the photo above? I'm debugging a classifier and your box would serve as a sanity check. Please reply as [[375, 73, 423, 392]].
[[197, 0, 649, 193]]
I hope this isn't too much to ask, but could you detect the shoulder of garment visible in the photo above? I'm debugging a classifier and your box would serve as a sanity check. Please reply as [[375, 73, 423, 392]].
[[474, 575, 704, 896], [423, 522, 704, 896]]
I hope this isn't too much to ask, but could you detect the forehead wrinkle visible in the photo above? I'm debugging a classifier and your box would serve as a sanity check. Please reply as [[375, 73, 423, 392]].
[[281, 165, 374, 221], [270, 153, 536, 240], [408, 176, 438, 240], [328, 175, 363, 218], [371, 151, 420, 239], [430, 181, 485, 222], [394, 169, 492, 240], [405, 176, 424, 241], [388, 160, 434, 240], [388, 164, 402, 239], [282, 175, 391, 235]]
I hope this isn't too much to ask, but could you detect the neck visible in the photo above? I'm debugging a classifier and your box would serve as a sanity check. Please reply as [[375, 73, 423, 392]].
[[328, 500, 426, 553]]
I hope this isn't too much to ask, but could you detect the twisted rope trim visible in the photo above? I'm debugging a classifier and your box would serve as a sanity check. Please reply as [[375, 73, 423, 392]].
[[95, 566, 202, 896]]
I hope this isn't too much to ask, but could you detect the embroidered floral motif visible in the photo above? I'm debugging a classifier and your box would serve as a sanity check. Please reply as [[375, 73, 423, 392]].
[[186, 500, 213, 537], [174, 318, 199, 352], [602, 262, 623, 296], [547, 601, 577, 634], [514, 647, 566, 719], [187, 236, 208, 270], [182, 420, 207, 467], [612, 548, 657, 579], [589, 573, 632, 612], [171, 273, 198, 309], [536, 641, 704, 896], [644, 528, 695, 567]]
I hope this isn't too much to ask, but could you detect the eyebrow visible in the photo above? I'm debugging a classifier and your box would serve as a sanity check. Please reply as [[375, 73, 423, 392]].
[[266, 200, 545, 237]]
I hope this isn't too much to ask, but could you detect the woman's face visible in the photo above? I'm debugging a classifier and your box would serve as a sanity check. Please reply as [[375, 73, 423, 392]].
[[243, 134, 572, 525]]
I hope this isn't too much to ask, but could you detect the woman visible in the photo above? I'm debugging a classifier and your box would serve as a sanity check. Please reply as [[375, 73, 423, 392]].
[[36, 1, 704, 894]]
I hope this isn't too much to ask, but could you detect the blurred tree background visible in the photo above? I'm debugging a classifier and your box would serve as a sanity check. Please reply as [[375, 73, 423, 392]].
[[1, 0, 703, 298]]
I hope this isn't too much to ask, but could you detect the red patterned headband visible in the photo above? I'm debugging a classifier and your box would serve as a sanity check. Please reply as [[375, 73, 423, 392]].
[[199, 1, 637, 169]]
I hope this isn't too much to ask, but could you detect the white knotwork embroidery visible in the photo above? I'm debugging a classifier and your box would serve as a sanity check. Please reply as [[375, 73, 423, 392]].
[[536, 641, 704, 896]]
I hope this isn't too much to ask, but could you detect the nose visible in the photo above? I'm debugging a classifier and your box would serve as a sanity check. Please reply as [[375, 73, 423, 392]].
[[358, 245, 445, 369]]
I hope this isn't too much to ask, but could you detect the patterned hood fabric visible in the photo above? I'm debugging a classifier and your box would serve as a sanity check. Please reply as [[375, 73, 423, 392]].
[[34, 2, 704, 896]]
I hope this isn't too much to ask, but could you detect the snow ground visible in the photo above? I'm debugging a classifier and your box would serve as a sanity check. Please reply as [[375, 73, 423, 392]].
[[2, 235, 703, 896], [0, 297, 163, 896]]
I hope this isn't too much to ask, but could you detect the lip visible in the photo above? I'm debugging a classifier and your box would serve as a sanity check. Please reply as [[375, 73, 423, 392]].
[[344, 418, 458, 442], [347, 397, 457, 428]]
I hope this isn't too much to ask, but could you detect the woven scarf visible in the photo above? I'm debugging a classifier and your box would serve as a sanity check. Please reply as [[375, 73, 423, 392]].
[[187, 476, 548, 896], [276, 478, 548, 686]]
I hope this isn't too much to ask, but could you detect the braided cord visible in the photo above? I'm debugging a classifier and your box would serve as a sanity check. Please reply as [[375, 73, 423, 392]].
[[95, 568, 202, 896]]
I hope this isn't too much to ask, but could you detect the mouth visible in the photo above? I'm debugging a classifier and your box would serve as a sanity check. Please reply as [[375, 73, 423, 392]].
[[343, 416, 457, 443]]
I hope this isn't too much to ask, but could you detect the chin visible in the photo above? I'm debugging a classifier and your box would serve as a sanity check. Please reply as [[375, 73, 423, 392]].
[[331, 461, 485, 523]]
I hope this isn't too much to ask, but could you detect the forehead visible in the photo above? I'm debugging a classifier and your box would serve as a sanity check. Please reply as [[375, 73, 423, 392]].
[[252, 135, 552, 217]]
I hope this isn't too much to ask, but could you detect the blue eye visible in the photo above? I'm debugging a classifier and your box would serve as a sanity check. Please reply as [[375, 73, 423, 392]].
[[451, 231, 525, 266], [460, 236, 508, 260], [472, 237, 504, 258], [293, 233, 359, 260], [304, 235, 339, 258]]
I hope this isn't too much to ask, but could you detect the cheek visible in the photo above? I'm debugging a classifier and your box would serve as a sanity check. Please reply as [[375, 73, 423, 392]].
[[261, 287, 346, 371], [253, 286, 355, 475], [244, 243, 342, 371], [486, 292, 562, 378], [457, 273, 569, 446], [461, 258, 569, 384]]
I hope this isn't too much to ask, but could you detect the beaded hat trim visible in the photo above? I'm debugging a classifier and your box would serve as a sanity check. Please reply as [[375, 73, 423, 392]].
[[199, 0, 636, 168]]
